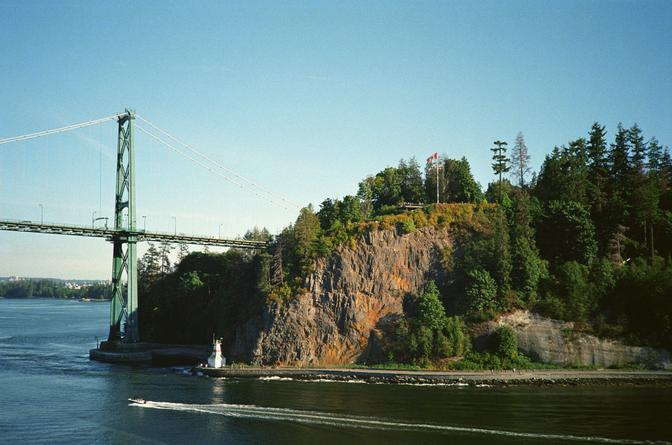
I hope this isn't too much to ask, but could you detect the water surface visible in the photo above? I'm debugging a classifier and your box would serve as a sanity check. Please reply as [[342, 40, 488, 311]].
[[1, 298, 670, 444]]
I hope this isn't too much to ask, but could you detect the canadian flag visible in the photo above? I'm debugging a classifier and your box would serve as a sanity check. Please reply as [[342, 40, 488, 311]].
[[426, 152, 438, 164]]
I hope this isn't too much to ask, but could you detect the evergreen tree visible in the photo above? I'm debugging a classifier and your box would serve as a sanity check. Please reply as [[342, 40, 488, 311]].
[[416, 281, 447, 330], [510, 132, 531, 187], [466, 268, 498, 313], [609, 123, 631, 197], [398, 157, 425, 203], [139, 242, 162, 288], [339, 195, 362, 224], [660, 148, 672, 186], [443, 157, 483, 203], [318, 198, 339, 230], [534, 142, 589, 207], [534, 147, 565, 203], [293, 205, 321, 275], [372, 167, 402, 210], [587, 123, 610, 254], [356, 176, 375, 219], [177, 243, 189, 263], [588, 122, 609, 176], [628, 124, 646, 175], [565, 138, 590, 205], [537, 200, 598, 265], [627, 124, 658, 252], [159, 241, 173, 274], [243, 226, 272, 241], [491, 140, 510, 201], [647, 137, 663, 174], [508, 189, 545, 304]]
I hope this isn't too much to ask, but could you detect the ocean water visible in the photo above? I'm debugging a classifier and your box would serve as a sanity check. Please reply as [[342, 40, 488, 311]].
[[0, 298, 670, 445]]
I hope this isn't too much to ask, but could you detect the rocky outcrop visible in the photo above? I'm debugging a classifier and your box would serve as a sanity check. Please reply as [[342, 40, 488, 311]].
[[484, 310, 672, 369], [231, 226, 452, 365], [230, 223, 671, 369]]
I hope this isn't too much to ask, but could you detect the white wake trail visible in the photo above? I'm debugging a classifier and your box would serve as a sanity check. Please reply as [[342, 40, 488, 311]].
[[130, 401, 670, 445]]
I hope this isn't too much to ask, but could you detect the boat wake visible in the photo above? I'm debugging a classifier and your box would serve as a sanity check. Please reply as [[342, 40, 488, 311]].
[[129, 400, 669, 444]]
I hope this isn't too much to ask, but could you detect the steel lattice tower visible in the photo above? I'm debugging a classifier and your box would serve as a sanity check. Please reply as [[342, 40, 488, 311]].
[[108, 109, 139, 342]]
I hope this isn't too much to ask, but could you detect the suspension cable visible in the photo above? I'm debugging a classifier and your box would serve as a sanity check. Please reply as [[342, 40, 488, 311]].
[[0, 114, 123, 145], [136, 125, 291, 210], [136, 115, 301, 210]]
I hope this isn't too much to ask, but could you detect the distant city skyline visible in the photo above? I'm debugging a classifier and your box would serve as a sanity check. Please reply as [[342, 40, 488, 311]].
[[1, 1, 671, 279]]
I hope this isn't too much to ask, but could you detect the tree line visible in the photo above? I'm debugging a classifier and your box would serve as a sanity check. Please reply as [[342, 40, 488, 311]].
[[0, 279, 111, 300]]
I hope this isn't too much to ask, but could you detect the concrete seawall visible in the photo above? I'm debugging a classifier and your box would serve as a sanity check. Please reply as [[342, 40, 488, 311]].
[[90, 341, 209, 365]]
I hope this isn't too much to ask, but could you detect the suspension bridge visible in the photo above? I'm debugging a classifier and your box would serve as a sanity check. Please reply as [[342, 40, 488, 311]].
[[0, 109, 292, 345]]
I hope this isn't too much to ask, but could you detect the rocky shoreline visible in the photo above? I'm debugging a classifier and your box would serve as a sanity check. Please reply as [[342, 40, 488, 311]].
[[193, 366, 672, 386]]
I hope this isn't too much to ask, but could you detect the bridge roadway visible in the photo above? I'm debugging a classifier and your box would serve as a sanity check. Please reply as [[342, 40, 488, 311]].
[[0, 219, 268, 249]]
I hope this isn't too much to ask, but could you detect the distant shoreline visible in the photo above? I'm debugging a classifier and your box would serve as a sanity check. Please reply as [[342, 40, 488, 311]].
[[194, 366, 672, 386]]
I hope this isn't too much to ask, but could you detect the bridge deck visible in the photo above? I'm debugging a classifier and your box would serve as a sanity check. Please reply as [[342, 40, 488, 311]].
[[0, 219, 268, 249]]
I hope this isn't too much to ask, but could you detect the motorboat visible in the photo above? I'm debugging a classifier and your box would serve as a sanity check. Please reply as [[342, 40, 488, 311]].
[[128, 397, 146, 404]]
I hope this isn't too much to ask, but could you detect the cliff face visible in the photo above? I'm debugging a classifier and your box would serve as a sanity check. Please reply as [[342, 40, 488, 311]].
[[231, 226, 452, 365], [229, 224, 671, 368], [484, 310, 672, 369]]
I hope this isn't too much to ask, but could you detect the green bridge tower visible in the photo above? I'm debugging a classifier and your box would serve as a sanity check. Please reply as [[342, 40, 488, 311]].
[[108, 109, 139, 343]]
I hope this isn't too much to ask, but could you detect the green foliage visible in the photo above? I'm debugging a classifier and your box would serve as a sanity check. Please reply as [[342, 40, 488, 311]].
[[443, 157, 483, 203], [400, 218, 416, 234], [417, 281, 447, 330], [267, 282, 294, 305], [179, 271, 204, 292], [398, 157, 425, 203], [491, 140, 510, 201], [491, 140, 511, 178], [450, 351, 536, 370], [495, 326, 518, 359], [138, 250, 266, 346], [459, 207, 512, 305], [510, 236, 546, 304], [444, 315, 470, 357], [537, 200, 598, 265], [379, 281, 471, 366], [536, 258, 618, 323], [466, 268, 498, 313], [603, 257, 672, 348]]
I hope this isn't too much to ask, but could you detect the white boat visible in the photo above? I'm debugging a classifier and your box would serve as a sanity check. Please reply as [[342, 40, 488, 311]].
[[128, 398, 146, 404]]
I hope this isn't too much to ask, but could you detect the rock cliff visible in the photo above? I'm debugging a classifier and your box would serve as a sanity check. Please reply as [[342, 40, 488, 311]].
[[483, 310, 672, 369], [229, 223, 671, 369], [231, 226, 452, 365]]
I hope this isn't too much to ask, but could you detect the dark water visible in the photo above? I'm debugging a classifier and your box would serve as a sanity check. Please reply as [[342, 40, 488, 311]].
[[0, 298, 670, 445]]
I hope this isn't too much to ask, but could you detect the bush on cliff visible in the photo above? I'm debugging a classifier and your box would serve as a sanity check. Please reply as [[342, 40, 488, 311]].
[[495, 326, 518, 360], [379, 281, 471, 366]]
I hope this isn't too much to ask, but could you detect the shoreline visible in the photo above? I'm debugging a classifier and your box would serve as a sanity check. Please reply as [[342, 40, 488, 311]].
[[193, 366, 672, 386]]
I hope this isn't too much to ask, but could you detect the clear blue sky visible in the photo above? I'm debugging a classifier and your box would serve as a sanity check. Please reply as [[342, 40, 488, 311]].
[[1, 1, 671, 279]]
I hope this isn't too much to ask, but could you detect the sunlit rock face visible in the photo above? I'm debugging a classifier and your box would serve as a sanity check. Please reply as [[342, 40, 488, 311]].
[[232, 226, 453, 366], [482, 310, 672, 369]]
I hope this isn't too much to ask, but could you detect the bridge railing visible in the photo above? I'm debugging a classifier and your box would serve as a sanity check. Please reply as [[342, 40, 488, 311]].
[[0, 218, 268, 249]]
